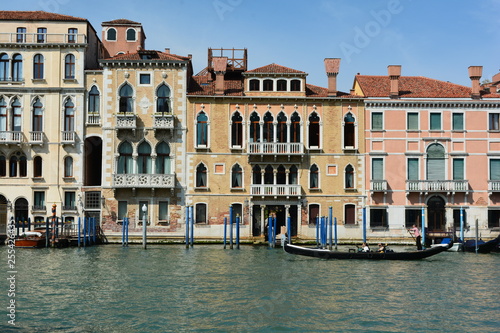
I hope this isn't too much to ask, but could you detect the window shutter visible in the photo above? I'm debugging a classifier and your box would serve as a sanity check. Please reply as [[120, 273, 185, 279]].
[[430, 113, 441, 130], [407, 113, 418, 130], [452, 113, 464, 131], [490, 159, 500, 180], [408, 158, 419, 180], [372, 113, 383, 130], [372, 158, 383, 180], [453, 159, 464, 180]]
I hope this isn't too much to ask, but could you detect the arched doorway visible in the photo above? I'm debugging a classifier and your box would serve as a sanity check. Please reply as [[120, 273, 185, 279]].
[[14, 198, 28, 223], [427, 196, 446, 231], [84, 136, 102, 186], [0, 195, 7, 234]]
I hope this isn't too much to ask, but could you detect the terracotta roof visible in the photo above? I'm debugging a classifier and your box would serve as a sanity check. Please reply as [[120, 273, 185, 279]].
[[0, 10, 87, 22], [102, 19, 141, 25], [103, 50, 190, 62], [245, 63, 307, 75], [356, 75, 473, 98]]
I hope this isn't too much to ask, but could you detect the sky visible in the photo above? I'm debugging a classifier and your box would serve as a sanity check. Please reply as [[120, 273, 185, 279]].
[[4, 0, 500, 92]]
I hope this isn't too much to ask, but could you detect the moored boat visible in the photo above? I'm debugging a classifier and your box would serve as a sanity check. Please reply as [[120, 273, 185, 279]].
[[15, 230, 46, 248], [283, 241, 452, 260], [463, 235, 500, 253]]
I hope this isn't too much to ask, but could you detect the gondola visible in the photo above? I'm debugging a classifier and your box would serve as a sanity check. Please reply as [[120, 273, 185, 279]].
[[283, 241, 452, 260], [462, 235, 500, 254]]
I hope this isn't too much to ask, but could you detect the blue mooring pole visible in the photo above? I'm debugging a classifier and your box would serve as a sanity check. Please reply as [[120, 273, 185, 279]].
[[185, 206, 189, 248], [125, 217, 129, 246], [77, 216, 81, 247], [334, 217, 338, 249], [45, 217, 49, 248], [287, 215, 291, 245], [362, 207, 367, 243], [267, 217, 272, 248], [236, 215, 240, 249], [93, 217, 97, 244], [273, 216, 277, 248], [229, 206, 234, 249], [460, 207, 464, 244], [315, 216, 319, 246], [190, 206, 194, 247], [421, 207, 426, 249], [329, 207, 333, 250], [223, 217, 227, 249]]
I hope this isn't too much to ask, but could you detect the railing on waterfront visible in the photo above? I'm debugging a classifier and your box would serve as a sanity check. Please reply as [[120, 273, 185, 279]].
[[370, 180, 388, 191], [248, 142, 303, 155], [406, 180, 469, 192], [113, 173, 176, 188], [250, 184, 301, 197], [0, 32, 87, 44]]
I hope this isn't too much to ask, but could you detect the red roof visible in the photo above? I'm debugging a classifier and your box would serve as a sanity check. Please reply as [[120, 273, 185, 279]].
[[0, 10, 87, 22], [245, 63, 306, 75], [102, 19, 141, 25], [356, 75, 472, 98], [103, 50, 190, 62]]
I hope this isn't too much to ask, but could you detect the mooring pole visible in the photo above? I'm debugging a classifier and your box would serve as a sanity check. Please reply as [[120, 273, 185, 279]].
[[185, 206, 189, 249], [475, 218, 479, 254], [362, 207, 367, 243], [93, 217, 97, 244], [189, 206, 194, 247], [315, 216, 319, 247], [229, 205, 234, 249], [142, 204, 147, 250], [287, 215, 291, 245], [421, 207, 426, 249], [223, 217, 227, 249], [51, 204, 57, 247], [328, 207, 333, 250], [45, 217, 49, 248], [273, 216, 277, 248], [125, 217, 129, 246], [267, 216, 272, 248], [334, 217, 338, 250], [460, 207, 464, 244], [236, 214, 240, 249], [77, 216, 81, 248]]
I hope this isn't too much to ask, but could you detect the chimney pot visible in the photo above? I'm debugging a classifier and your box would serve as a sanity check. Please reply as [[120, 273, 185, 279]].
[[388, 65, 401, 98], [164, 48, 170, 54], [324, 58, 341, 96], [213, 57, 228, 95], [468, 66, 482, 99]]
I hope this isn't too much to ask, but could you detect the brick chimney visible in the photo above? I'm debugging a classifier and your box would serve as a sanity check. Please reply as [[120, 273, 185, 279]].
[[324, 58, 341, 96], [468, 66, 482, 99], [213, 57, 227, 95], [388, 65, 401, 99]]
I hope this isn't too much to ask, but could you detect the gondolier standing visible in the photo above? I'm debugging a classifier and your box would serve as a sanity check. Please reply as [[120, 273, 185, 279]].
[[409, 224, 422, 250]]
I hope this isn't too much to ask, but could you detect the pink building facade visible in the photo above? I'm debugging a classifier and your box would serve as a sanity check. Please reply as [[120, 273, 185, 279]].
[[355, 65, 500, 243]]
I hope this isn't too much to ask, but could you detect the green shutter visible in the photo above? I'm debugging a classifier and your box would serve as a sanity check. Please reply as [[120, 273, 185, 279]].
[[430, 113, 441, 130], [372, 112, 383, 130], [452, 113, 464, 131], [407, 113, 418, 130], [453, 159, 464, 180], [490, 159, 500, 180], [408, 158, 419, 180], [372, 158, 383, 180]]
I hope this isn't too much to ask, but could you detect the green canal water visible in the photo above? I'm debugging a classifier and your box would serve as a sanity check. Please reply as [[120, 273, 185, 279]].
[[1, 244, 499, 332]]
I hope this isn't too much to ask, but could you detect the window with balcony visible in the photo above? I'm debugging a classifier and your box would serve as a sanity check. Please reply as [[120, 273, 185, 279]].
[[126, 28, 136, 41], [290, 112, 300, 143], [426, 143, 445, 180], [11, 98, 21, 131], [429, 112, 441, 131], [290, 165, 298, 184], [345, 204, 356, 225], [196, 163, 207, 188], [372, 158, 383, 181], [64, 192, 76, 210], [64, 54, 75, 79], [310, 164, 319, 189], [12, 54, 22, 82], [33, 156, 42, 178], [37, 28, 46, 43], [277, 112, 287, 143], [137, 142, 152, 174], [33, 191, 45, 210], [452, 113, 464, 131], [370, 208, 388, 228], [252, 165, 262, 184], [155, 142, 171, 174], [16, 27, 26, 43], [490, 159, 500, 182], [0, 97, 6, 131], [249, 112, 260, 143], [345, 164, 354, 189], [195, 203, 207, 224], [196, 111, 209, 147], [371, 112, 383, 130], [263, 112, 273, 143], [88, 86, 100, 123], [407, 112, 419, 130], [231, 111, 243, 148], [64, 99, 74, 132], [344, 112, 355, 148], [117, 142, 133, 174], [64, 156, 73, 178], [119, 83, 133, 113], [32, 97, 43, 132], [107, 28, 117, 41], [309, 204, 319, 225], [67, 28, 77, 43], [33, 54, 44, 79], [308, 112, 320, 148], [408, 158, 419, 180], [0, 156, 5, 177], [231, 164, 243, 189], [156, 84, 170, 114], [489, 113, 500, 131], [0, 54, 9, 81]]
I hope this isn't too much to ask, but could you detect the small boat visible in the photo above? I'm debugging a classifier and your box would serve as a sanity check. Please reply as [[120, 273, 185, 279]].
[[462, 235, 500, 254], [15, 230, 46, 248], [430, 237, 463, 252], [283, 241, 453, 260]]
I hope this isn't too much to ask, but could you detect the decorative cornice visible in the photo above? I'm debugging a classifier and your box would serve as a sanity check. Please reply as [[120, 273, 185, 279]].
[[365, 100, 500, 109]]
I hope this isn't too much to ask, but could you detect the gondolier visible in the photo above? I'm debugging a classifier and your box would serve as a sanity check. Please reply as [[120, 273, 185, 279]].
[[409, 224, 422, 250]]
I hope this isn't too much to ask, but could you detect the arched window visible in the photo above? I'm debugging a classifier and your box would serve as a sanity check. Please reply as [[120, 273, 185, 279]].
[[249, 112, 260, 143], [252, 165, 262, 184], [0, 54, 9, 81], [249, 79, 260, 91], [19, 156, 27, 177], [137, 142, 152, 174], [107, 28, 117, 41], [310, 164, 319, 189], [33, 156, 42, 178], [117, 142, 133, 174], [263, 79, 273, 91], [264, 165, 273, 184], [64, 54, 75, 79], [119, 83, 133, 113], [345, 165, 354, 189], [9, 152, 27, 177], [308, 112, 320, 148], [277, 112, 287, 143], [12, 54, 22, 81], [156, 142, 170, 174], [33, 54, 44, 79], [277, 79, 287, 91], [0, 155, 5, 177], [196, 111, 208, 147], [289, 165, 298, 184], [277, 165, 286, 184], [290, 79, 301, 91], [344, 112, 355, 148], [231, 164, 243, 188], [11, 98, 21, 131], [64, 99, 74, 132], [126, 28, 136, 41], [64, 156, 73, 177], [0, 97, 7, 131], [88, 86, 100, 114], [263, 112, 274, 143], [32, 98, 43, 132], [156, 84, 170, 114], [231, 111, 243, 147], [9, 156, 17, 177], [67, 28, 77, 43], [290, 112, 301, 143], [196, 163, 207, 187], [427, 143, 445, 180]]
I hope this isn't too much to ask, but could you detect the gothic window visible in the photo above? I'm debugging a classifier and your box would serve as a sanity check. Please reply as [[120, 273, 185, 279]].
[[119, 83, 133, 113], [277, 112, 287, 143], [32, 98, 43, 132], [117, 142, 133, 174], [231, 111, 243, 147], [344, 112, 355, 148], [156, 142, 171, 174], [231, 164, 243, 188], [308, 112, 320, 148], [0, 97, 6, 131], [196, 111, 209, 147], [249, 112, 260, 143], [156, 84, 171, 114], [263, 112, 274, 142], [345, 164, 354, 189], [64, 99, 74, 132], [290, 112, 301, 143], [310, 164, 319, 189], [11, 98, 21, 131], [196, 163, 207, 187], [252, 165, 261, 184], [137, 142, 152, 174]]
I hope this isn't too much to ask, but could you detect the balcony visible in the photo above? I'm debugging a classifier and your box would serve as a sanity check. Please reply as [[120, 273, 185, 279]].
[[86, 113, 101, 126], [113, 173, 175, 189], [29, 131, 44, 145], [61, 131, 76, 145], [0, 33, 87, 45], [116, 113, 136, 130], [248, 142, 304, 156], [32, 205, 46, 213], [370, 180, 388, 192], [250, 184, 301, 198], [153, 114, 174, 132], [406, 180, 469, 194], [488, 180, 500, 193], [0, 131, 24, 145]]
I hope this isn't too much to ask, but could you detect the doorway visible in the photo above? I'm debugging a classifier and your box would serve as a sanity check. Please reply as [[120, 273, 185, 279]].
[[84, 136, 102, 186], [252, 204, 298, 237], [427, 196, 446, 231]]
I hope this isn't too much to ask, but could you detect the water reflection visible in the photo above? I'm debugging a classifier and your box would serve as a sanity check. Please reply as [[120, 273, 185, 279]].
[[1, 246, 499, 332]]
